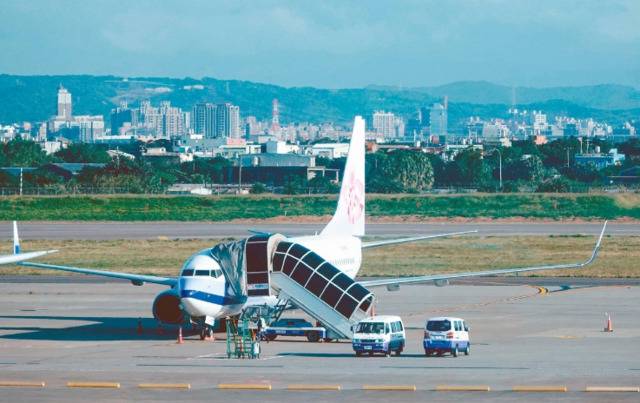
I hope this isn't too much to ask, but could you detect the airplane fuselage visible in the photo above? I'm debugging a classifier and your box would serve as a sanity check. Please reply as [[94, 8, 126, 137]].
[[178, 235, 362, 321]]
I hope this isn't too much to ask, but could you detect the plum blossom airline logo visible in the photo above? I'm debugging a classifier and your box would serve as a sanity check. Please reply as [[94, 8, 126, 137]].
[[345, 171, 364, 224]]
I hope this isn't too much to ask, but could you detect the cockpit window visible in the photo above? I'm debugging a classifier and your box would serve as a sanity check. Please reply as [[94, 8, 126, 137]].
[[181, 269, 194, 277], [211, 269, 223, 278], [195, 270, 210, 276]]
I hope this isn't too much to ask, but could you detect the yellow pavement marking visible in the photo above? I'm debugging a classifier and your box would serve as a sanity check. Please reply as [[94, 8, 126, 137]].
[[138, 383, 191, 390], [287, 384, 341, 391], [586, 386, 639, 392], [513, 385, 567, 392], [0, 381, 46, 387], [436, 385, 490, 392], [67, 381, 121, 388], [362, 385, 416, 391], [218, 383, 272, 390]]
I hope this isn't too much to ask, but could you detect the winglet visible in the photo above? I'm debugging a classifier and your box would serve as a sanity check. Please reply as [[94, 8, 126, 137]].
[[585, 220, 607, 266], [13, 221, 20, 255]]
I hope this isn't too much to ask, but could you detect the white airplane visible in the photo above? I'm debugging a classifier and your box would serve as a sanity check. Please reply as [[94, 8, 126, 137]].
[[19, 117, 607, 339], [0, 221, 57, 265]]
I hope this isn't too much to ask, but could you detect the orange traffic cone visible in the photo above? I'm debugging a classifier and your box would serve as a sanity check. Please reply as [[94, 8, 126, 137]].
[[604, 313, 613, 332], [177, 326, 184, 344]]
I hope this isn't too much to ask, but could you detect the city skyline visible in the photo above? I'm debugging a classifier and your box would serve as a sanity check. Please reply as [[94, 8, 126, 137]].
[[0, 1, 638, 88]]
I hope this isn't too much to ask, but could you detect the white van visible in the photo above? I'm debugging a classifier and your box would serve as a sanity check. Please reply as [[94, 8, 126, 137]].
[[423, 317, 470, 357], [352, 315, 405, 357]]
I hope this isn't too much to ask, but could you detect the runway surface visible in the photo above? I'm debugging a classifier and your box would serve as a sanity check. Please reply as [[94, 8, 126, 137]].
[[0, 278, 638, 401], [1, 221, 636, 240]]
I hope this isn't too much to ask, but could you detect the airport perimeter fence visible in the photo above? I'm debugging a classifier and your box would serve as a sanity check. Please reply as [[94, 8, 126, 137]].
[[0, 185, 637, 196]]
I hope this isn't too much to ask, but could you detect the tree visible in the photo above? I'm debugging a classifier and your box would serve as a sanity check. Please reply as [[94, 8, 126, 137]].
[[54, 143, 111, 163], [250, 182, 268, 194], [2, 138, 50, 166], [451, 148, 490, 187], [366, 150, 434, 193]]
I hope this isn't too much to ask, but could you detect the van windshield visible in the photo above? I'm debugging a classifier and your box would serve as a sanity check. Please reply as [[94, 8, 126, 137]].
[[356, 322, 385, 334], [427, 320, 451, 331]]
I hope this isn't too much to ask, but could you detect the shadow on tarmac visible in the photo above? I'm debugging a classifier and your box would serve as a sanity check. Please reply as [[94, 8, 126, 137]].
[[0, 315, 185, 341]]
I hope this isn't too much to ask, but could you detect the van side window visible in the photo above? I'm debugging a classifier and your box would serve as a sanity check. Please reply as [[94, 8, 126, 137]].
[[397, 321, 403, 331], [455, 321, 461, 331], [385, 323, 390, 334]]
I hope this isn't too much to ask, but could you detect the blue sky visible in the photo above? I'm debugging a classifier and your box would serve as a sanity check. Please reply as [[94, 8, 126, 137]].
[[1, 0, 638, 88]]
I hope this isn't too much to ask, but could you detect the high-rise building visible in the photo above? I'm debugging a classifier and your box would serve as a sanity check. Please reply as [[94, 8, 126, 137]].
[[372, 111, 396, 138], [192, 102, 211, 136], [429, 103, 448, 137], [419, 106, 430, 129], [110, 101, 138, 135], [57, 85, 72, 120], [159, 101, 185, 137], [75, 116, 104, 142], [215, 103, 241, 138]]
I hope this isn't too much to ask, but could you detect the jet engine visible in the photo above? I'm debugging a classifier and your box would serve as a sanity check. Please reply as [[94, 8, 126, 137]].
[[152, 290, 184, 324]]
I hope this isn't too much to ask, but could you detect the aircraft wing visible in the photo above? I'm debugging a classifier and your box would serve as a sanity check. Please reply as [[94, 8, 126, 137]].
[[0, 221, 58, 265], [361, 230, 477, 249], [18, 261, 177, 287], [360, 221, 607, 288]]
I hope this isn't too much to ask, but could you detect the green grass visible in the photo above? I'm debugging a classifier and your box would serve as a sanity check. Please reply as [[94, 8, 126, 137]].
[[4, 235, 638, 278], [0, 193, 638, 221]]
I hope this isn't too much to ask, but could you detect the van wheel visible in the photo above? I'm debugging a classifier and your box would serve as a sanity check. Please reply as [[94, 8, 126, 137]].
[[368, 352, 373, 357], [424, 349, 431, 356], [355, 351, 362, 357], [394, 349, 402, 356], [452, 346, 458, 357], [385, 348, 391, 357], [464, 344, 470, 355]]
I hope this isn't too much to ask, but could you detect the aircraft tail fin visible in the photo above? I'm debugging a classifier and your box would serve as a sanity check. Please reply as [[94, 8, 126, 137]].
[[321, 116, 366, 237], [13, 221, 20, 255]]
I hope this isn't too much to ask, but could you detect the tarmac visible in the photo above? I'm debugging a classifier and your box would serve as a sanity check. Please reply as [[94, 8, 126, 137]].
[[0, 221, 634, 240], [0, 277, 638, 401]]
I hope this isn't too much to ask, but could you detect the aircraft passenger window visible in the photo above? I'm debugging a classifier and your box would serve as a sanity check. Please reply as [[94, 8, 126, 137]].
[[195, 270, 209, 276], [181, 269, 194, 277], [332, 273, 352, 290]]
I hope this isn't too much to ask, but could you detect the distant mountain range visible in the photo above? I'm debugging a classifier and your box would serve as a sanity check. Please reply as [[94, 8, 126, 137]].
[[1, 74, 638, 128]]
